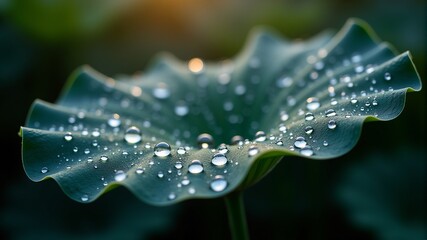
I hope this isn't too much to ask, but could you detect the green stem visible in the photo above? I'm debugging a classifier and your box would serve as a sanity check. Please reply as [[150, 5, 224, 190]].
[[224, 191, 250, 240]]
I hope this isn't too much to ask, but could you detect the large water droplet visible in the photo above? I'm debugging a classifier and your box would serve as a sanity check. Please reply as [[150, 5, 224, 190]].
[[248, 146, 259, 156], [154, 142, 171, 157], [175, 101, 189, 116], [325, 109, 337, 117], [218, 144, 229, 154], [306, 97, 320, 111], [254, 131, 266, 142], [108, 114, 121, 127], [305, 112, 315, 121], [304, 126, 314, 135], [294, 137, 307, 149], [328, 120, 337, 129], [300, 146, 314, 156], [210, 175, 228, 192], [188, 160, 204, 174], [114, 170, 127, 182], [211, 153, 228, 167], [153, 83, 170, 99], [197, 133, 214, 149], [124, 126, 142, 144], [41, 167, 49, 174], [64, 132, 73, 141]]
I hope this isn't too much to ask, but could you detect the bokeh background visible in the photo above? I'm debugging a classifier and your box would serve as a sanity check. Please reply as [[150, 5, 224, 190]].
[[1, 0, 425, 239]]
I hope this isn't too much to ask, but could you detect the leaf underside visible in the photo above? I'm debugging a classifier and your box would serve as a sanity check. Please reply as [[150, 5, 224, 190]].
[[21, 18, 421, 206]]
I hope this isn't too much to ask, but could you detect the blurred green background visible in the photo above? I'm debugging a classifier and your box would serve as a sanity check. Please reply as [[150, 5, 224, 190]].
[[1, 0, 425, 239]]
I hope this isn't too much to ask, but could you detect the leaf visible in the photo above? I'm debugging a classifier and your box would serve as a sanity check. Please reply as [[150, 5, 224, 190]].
[[21, 19, 421, 206]]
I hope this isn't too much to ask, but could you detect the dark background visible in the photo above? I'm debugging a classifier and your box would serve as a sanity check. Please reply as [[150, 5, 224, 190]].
[[1, 0, 425, 239]]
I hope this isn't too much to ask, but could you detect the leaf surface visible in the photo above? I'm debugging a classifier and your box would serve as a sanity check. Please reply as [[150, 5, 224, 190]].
[[21, 19, 421, 205]]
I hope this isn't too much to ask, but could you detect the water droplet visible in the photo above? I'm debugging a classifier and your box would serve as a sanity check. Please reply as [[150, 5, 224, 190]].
[[306, 97, 320, 111], [81, 195, 89, 202], [174, 161, 183, 170], [108, 114, 121, 127], [91, 129, 100, 137], [248, 146, 259, 156], [323, 141, 329, 147], [255, 131, 266, 142], [305, 126, 314, 135], [384, 72, 391, 81], [153, 83, 170, 99], [279, 123, 287, 133], [177, 147, 187, 155], [154, 142, 171, 157], [305, 112, 315, 121], [210, 175, 228, 192], [84, 148, 90, 154], [276, 140, 283, 146], [325, 109, 337, 117], [136, 168, 144, 174], [211, 153, 228, 167], [175, 101, 189, 116], [188, 160, 204, 174], [276, 76, 293, 88], [294, 137, 307, 149], [350, 98, 358, 104], [124, 126, 142, 144], [231, 135, 243, 145], [114, 170, 127, 182], [188, 187, 196, 194], [280, 111, 289, 121], [328, 120, 337, 129], [197, 133, 214, 149], [218, 144, 229, 154], [330, 98, 338, 106], [157, 171, 164, 178], [41, 167, 49, 174], [181, 177, 190, 186], [372, 99, 378, 106], [300, 146, 314, 156], [100, 156, 108, 162], [168, 192, 176, 200], [73, 147, 78, 153], [64, 132, 73, 141]]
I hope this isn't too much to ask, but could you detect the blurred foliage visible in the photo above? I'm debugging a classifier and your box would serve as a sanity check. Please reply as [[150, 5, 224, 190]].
[[1, 0, 425, 239]]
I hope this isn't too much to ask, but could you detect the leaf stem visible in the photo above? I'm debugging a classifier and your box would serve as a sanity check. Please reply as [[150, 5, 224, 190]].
[[224, 191, 250, 240]]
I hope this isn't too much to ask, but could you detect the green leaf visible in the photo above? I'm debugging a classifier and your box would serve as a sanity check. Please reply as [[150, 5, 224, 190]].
[[21, 19, 421, 206]]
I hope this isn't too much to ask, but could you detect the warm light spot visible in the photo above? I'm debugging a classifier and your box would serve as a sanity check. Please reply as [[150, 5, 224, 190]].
[[188, 58, 204, 73], [131, 86, 142, 97]]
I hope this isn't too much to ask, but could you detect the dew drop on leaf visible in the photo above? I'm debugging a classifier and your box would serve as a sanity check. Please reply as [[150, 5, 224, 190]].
[[41, 167, 48, 174], [136, 168, 144, 174], [248, 145, 259, 156], [231, 135, 243, 145], [157, 171, 164, 178], [154, 142, 171, 157], [181, 177, 190, 186], [64, 132, 73, 141], [107, 113, 121, 127], [188, 187, 196, 194], [294, 137, 307, 149], [114, 170, 127, 182], [254, 131, 267, 142], [304, 126, 314, 135], [305, 112, 315, 121], [218, 144, 229, 154], [81, 195, 89, 202], [323, 141, 329, 147], [306, 97, 321, 111], [100, 156, 108, 163], [300, 146, 314, 156], [328, 120, 337, 129], [384, 72, 391, 81], [210, 175, 228, 192], [124, 126, 142, 144], [188, 160, 204, 174], [197, 133, 214, 149], [174, 161, 183, 170], [177, 147, 187, 155], [211, 153, 228, 167], [168, 192, 176, 200], [325, 109, 337, 117]]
